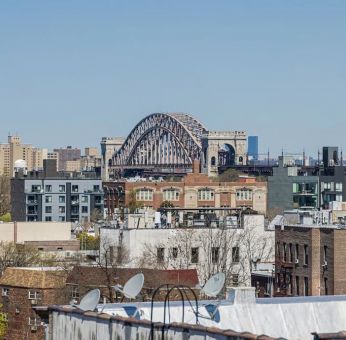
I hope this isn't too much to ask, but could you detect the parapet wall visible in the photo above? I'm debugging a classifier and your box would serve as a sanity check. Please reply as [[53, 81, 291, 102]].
[[49, 306, 271, 340]]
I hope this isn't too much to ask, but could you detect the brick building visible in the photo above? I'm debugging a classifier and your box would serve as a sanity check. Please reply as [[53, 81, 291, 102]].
[[104, 162, 267, 217], [275, 213, 346, 297], [66, 266, 199, 303], [0, 268, 67, 340]]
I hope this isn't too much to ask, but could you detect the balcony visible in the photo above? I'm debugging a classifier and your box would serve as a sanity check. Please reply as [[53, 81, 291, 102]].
[[27, 200, 38, 205]]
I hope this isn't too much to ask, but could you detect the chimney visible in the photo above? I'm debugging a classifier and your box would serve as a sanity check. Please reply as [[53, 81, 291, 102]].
[[227, 287, 256, 304], [192, 159, 201, 174], [43, 159, 58, 178]]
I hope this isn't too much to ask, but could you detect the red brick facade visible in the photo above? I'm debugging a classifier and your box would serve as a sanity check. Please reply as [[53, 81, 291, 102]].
[[275, 225, 346, 296], [104, 172, 267, 216], [0, 268, 68, 340]]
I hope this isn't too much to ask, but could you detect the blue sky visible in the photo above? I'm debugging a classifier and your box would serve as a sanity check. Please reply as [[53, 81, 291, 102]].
[[0, 1, 345, 156]]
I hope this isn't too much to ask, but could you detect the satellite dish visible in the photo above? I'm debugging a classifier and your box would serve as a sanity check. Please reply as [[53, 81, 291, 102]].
[[114, 273, 144, 299], [200, 273, 225, 298], [72, 289, 100, 312]]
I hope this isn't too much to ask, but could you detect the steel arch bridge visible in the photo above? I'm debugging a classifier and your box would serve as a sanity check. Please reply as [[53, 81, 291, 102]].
[[111, 113, 207, 172]]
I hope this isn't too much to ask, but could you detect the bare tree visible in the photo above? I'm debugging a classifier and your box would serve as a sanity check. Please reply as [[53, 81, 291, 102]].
[[137, 223, 274, 288], [0, 175, 10, 217], [95, 236, 130, 302], [0, 242, 58, 275]]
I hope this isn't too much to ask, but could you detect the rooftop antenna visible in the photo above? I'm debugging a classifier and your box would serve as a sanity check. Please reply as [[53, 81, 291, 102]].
[[341, 149, 343, 166], [71, 289, 100, 312], [196, 272, 225, 320], [303, 149, 306, 167], [114, 273, 144, 318]]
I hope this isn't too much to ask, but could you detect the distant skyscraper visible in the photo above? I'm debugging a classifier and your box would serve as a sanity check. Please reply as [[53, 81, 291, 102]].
[[248, 136, 258, 160]]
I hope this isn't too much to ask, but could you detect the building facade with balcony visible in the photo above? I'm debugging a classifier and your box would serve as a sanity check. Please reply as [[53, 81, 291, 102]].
[[268, 150, 346, 213], [11, 160, 104, 222]]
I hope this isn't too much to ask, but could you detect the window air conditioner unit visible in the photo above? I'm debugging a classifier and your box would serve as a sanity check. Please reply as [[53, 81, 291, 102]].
[[295, 259, 299, 264], [30, 299, 38, 305], [31, 326, 37, 332], [322, 261, 328, 267]]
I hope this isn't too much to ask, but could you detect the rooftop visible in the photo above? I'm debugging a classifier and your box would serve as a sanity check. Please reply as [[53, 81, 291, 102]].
[[50, 288, 346, 339], [0, 267, 67, 289]]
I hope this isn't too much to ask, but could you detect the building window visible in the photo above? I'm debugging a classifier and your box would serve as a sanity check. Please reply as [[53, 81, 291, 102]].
[[31, 185, 41, 193], [289, 243, 293, 263], [59, 185, 65, 193], [81, 196, 88, 203], [93, 185, 100, 192], [283, 243, 287, 262], [28, 316, 40, 326], [304, 277, 309, 296], [71, 286, 79, 299], [296, 276, 300, 296], [236, 189, 253, 201], [45, 206, 52, 214], [232, 274, 239, 287], [304, 245, 308, 265], [45, 216, 52, 221], [136, 189, 153, 201], [336, 182, 343, 192], [336, 194, 343, 202], [211, 156, 216, 166], [212, 247, 220, 264], [59, 206, 65, 214], [72, 185, 79, 193], [82, 206, 88, 214], [323, 245, 327, 264], [289, 274, 293, 295], [324, 278, 328, 295], [232, 247, 240, 263], [171, 247, 178, 259], [191, 247, 199, 264], [45, 196, 52, 203], [59, 216, 65, 222], [59, 196, 65, 203], [276, 242, 281, 260], [163, 189, 180, 201], [295, 244, 299, 264], [28, 290, 41, 300], [157, 248, 165, 262], [198, 189, 214, 201], [1, 288, 9, 297], [45, 185, 52, 192]]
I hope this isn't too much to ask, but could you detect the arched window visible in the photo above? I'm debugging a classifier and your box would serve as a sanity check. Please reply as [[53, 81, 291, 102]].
[[136, 188, 153, 201], [211, 156, 216, 166]]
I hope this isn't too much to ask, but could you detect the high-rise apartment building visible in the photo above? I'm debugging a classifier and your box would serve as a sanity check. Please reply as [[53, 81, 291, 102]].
[[0, 136, 45, 177], [53, 146, 81, 171], [248, 136, 259, 161]]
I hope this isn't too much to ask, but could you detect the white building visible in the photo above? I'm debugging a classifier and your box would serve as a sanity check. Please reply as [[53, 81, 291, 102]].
[[100, 213, 274, 287], [50, 287, 346, 339]]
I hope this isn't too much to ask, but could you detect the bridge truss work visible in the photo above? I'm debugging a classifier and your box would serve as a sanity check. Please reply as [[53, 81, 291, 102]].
[[110, 113, 207, 175]]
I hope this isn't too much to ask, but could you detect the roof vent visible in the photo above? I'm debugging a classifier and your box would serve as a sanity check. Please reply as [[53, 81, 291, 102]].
[[227, 287, 256, 304]]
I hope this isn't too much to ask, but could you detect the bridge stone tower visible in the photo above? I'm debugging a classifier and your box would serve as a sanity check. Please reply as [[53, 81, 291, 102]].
[[201, 131, 247, 177], [101, 137, 125, 180]]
